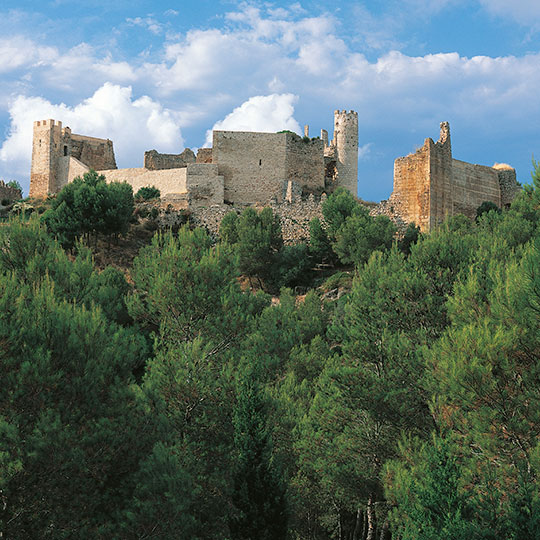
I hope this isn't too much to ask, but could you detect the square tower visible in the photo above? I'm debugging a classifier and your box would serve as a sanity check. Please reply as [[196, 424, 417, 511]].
[[29, 119, 67, 198]]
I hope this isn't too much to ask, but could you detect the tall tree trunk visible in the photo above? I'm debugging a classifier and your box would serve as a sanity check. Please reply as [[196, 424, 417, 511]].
[[366, 494, 376, 540], [362, 509, 368, 540], [352, 507, 363, 540], [379, 518, 390, 540]]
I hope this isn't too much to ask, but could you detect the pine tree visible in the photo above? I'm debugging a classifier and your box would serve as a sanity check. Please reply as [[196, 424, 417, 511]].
[[229, 370, 288, 540]]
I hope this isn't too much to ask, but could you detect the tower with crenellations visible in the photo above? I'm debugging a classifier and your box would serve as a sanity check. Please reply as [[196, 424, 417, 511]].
[[332, 110, 359, 195], [30, 119, 66, 197], [29, 119, 117, 198]]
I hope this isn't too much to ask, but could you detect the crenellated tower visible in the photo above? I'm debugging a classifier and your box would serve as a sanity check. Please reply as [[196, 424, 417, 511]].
[[332, 110, 358, 195], [29, 119, 116, 198], [30, 119, 69, 198]]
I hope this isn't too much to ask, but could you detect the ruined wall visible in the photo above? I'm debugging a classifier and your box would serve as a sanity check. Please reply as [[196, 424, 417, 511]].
[[70, 133, 116, 171], [213, 131, 288, 204], [0, 181, 22, 202], [385, 122, 520, 231], [285, 135, 325, 194], [451, 159, 501, 218], [196, 148, 213, 163], [190, 194, 325, 244], [428, 122, 453, 229], [390, 140, 431, 231], [98, 167, 188, 195], [144, 148, 196, 170], [184, 164, 224, 208]]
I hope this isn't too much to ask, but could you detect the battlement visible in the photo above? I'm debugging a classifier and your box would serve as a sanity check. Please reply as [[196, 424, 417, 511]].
[[334, 110, 358, 116], [34, 119, 63, 129], [29, 108, 359, 202]]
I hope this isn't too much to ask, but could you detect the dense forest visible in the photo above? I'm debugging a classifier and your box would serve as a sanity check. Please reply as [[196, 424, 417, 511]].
[[1, 167, 539, 539]]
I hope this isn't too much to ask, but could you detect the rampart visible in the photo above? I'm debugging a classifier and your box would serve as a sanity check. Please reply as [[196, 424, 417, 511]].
[[29, 111, 358, 207], [383, 122, 519, 231], [144, 149, 196, 170]]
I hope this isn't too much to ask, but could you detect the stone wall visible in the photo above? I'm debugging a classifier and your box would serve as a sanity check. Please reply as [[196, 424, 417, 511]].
[[213, 131, 288, 204], [385, 122, 520, 231], [190, 194, 325, 244], [70, 133, 117, 171], [185, 164, 224, 208], [0, 181, 22, 202], [144, 148, 196, 170], [285, 135, 325, 194], [98, 167, 188, 195], [391, 140, 431, 231], [451, 159, 501, 219]]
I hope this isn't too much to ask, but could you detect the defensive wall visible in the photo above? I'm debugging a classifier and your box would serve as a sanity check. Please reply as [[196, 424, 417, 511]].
[[28, 114, 520, 232], [29, 110, 359, 209], [380, 122, 520, 231]]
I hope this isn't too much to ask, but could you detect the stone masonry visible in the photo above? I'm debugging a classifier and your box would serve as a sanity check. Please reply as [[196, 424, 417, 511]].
[[28, 114, 518, 232], [380, 122, 520, 231], [29, 110, 359, 207]]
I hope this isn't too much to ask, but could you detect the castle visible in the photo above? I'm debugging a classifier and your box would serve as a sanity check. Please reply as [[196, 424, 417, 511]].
[[29, 110, 358, 207], [29, 113, 520, 231]]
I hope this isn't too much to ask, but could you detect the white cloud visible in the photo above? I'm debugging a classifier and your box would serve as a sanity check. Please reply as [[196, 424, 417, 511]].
[[204, 94, 301, 146], [0, 83, 183, 192], [358, 143, 373, 160], [478, 0, 540, 24], [0, 36, 57, 73], [126, 16, 165, 35]]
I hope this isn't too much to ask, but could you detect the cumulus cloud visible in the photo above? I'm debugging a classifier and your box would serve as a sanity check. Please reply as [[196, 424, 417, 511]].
[[204, 94, 301, 146], [0, 83, 183, 193]]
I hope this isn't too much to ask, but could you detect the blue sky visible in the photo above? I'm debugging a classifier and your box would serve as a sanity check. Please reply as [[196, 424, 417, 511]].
[[1, 0, 540, 200]]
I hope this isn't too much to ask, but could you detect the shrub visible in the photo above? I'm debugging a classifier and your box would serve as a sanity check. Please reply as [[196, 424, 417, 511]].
[[135, 186, 161, 201]]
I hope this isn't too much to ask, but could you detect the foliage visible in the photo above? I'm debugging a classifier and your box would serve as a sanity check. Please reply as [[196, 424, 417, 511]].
[[6, 180, 22, 192], [229, 369, 288, 540], [475, 200, 501, 220], [0, 224, 153, 536], [42, 169, 134, 248], [134, 185, 161, 201], [2, 164, 540, 539], [321, 187, 397, 266], [385, 435, 479, 540]]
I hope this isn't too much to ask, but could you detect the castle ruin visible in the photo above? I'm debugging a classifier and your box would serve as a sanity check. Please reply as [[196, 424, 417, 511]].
[[381, 122, 520, 231], [29, 111, 359, 207], [29, 114, 520, 232]]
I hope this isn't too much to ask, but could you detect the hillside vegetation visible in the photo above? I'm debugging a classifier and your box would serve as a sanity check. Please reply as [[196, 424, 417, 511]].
[[0, 167, 539, 539]]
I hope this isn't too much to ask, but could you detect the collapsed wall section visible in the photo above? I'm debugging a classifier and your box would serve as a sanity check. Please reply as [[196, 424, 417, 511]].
[[144, 149, 196, 170], [390, 139, 431, 231], [70, 133, 116, 171]]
